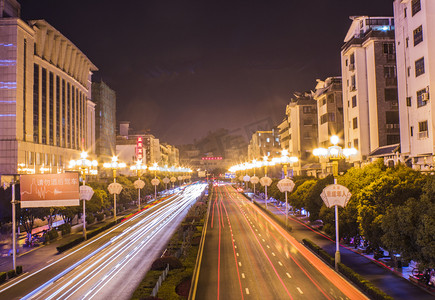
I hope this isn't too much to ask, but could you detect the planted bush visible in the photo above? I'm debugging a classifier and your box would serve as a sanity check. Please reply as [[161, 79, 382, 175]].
[[57, 237, 85, 253], [86, 214, 95, 225], [96, 212, 105, 221], [44, 228, 59, 243], [16, 265, 23, 275], [7, 269, 15, 279], [0, 272, 6, 283], [151, 256, 183, 270], [59, 223, 71, 235]]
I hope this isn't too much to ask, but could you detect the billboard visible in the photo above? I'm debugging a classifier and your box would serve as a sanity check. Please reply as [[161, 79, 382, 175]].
[[20, 173, 80, 208]]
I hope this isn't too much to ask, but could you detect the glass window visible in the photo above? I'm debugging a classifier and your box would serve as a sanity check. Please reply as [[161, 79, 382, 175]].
[[413, 25, 423, 46], [353, 139, 359, 150], [328, 112, 336, 122], [320, 114, 327, 124], [419, 121, 428, 132], [412, 0, 421, 17], [33, 64, 39, 143], [327, 94, 334, 103], [352, 96, 357, 108], [415, 57, 425, 77], [350, 75, 356, 91], [385, 88, 398, 101], [353, 117, 358, 129], [384, 66, 396, 78], [386, 111, 399, 124], [383, 43, 395, 55], [417, 88, 429, 107]]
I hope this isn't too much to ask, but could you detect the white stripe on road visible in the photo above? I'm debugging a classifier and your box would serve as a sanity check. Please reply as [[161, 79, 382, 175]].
[[245, 288, 250, 295], [297, 287, 303, 294], [286, 272, 291, 278]]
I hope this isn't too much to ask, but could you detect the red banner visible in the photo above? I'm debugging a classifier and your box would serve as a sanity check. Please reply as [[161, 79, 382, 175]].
[[20, 173, 80, 208]]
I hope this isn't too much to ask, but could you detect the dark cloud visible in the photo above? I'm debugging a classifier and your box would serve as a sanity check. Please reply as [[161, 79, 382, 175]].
[[20, 0, 393, 145]]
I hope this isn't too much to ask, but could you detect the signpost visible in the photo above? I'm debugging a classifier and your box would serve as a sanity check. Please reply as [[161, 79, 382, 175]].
[[320, 184, 352, 270]]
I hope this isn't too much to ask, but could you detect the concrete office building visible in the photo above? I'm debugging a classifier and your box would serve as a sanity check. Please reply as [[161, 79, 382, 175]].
[[0, 0, 97, 175], [341, 16, 400, 164], [394, 0, 435, 170], [247, 130, 281, 161]]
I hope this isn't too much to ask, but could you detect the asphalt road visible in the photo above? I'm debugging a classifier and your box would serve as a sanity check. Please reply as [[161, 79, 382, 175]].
[[0, 183, 207, 300], [195, 185, 367, 300]]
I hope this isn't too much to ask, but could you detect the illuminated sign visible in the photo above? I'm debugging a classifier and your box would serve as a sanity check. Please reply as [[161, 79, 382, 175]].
[[136, 137, 144, 161], [20, 173, 80, 207], [201, 157, 223, 160]]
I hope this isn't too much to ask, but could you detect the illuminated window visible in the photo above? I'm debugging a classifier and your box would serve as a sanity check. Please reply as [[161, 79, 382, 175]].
[[414, 25, 423, 46], [415, 57, 425, 77]]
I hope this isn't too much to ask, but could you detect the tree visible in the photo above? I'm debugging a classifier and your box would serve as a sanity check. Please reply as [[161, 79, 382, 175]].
[[288, 179, 317, 211], [305, 175, 333, 222], [17, 207, 46, 244]]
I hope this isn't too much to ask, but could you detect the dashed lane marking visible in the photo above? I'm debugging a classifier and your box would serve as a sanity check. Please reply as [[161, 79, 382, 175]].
[[242, 273, 245, 279], [286, 272, 291, 278], [297, 287, 303, 294], [239, 262, 242, 267], [267, 245, 270, 249], [237, 253, 239, 256], [278, 261, 283, 266], [246, 288, 250, 295], [272, 252, 276, 256]]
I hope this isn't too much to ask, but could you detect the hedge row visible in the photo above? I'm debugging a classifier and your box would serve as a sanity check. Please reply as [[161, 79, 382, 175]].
[[56, 220, 117, 253], [0, 266, 23, 284], [251, 198, 292, 232], [302, 239, 393, 300]]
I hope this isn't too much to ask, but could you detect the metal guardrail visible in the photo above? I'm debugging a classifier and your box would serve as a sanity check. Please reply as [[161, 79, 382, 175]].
[[150, 263, 170, 297]]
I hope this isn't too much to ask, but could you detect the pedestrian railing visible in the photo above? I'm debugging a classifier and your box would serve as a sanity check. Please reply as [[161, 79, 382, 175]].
[[150, 263, 170, 297]]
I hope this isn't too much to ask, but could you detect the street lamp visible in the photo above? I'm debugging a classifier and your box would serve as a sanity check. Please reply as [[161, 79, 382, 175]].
[[68, 151, 98, 239], [259, 156, 273, 209], [276, 149, 298, 227], [130, 160, 147, 211], [103, 156, 126, 221], [149, 162, 160, 200], [313, 135, 357, 270]]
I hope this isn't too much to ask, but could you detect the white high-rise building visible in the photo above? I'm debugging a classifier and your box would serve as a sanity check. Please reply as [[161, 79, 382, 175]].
[[341, 16, 400, 164], [394, 0, 435, 170]]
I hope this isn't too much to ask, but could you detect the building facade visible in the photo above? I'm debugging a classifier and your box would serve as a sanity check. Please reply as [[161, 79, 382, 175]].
[[394, 0, 435, 170], [313, 77, 344, 148], [247, 130, 281, 160], [92, 80, 116, 161], [341, 16, 400, 164], [0, 1, 97, 175]]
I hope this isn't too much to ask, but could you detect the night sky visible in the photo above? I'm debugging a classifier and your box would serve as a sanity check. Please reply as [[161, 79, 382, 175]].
[[20, 0, 393, 145]]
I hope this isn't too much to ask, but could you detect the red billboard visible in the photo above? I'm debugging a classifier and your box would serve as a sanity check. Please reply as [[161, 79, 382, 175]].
[[20, 173, 80, 208]]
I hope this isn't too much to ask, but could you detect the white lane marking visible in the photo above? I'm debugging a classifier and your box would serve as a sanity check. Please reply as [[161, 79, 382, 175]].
[[262, 239, 265, 242], [239, 262, 242, 267], [235, 245, 237, 249], [297, 287, 303, 294], [241, 273, 245, 279], [278, 261, 283, 266], [286, 272, 291, 278], [272, 252, 276, 256], [236, 253, 239, 256], [245, 288, 250, 295], [267, 245, 270, 249], [258, 233, 261, 236]]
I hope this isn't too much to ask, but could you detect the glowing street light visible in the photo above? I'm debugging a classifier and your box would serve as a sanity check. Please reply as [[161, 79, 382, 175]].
[[130, 160, 147, 211], [103, 156, 126, 221]]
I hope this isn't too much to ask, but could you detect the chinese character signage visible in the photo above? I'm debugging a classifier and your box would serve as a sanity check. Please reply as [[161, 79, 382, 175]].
[[20, 173, 80, 208], [320, 184, 352, 208], [136, 137, 144, 161]]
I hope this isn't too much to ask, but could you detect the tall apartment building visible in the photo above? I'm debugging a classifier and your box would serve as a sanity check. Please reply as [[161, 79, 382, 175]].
[[0, 0, 97, 175], [341, 16, 400, 164], [313, 77, 344, 148], [278, 92, 318, 174], [394, 0, 435, 170], [92, 80, 116, 161], [247, 129, 281, 160]]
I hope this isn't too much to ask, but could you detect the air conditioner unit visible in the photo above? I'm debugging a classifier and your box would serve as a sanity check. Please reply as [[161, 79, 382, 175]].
[[422, 92, 429, 101]]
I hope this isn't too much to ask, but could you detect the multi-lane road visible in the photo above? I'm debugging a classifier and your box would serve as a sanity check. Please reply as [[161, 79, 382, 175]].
[[195, 185, 367, 300], [0, 183, 207, 300]]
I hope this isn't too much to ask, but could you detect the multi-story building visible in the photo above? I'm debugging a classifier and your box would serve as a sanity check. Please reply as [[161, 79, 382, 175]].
[[160, 143, 179, 166], [279, 92, 318, 175], [341, 16, 400, 164], [313, 77, 344, 148], [394, 0, 435, 170], [247, 129, 281, 160], [92, 80, 116, 161], [0, 1, 98, 175]]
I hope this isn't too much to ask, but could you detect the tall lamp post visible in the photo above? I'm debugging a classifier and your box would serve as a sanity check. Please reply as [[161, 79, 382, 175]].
[[149, 162, 160, 200], [68, 151, 97, 239], [259, 156, 273, 209], [130, 160, 147, 211], [103, 156, 126, 221], [314, 135, 357, 270]]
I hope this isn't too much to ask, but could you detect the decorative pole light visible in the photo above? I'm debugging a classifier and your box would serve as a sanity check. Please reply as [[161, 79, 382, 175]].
[[260, 156, 273, 209], [69, 151, 98, 239], [163, 177, 170, 190], [131, 160, 147, 211], [103, 156, 126, 221], [277, 177, 295, 228], [149, 162, 160, 200], [313, 135, 357, 270]]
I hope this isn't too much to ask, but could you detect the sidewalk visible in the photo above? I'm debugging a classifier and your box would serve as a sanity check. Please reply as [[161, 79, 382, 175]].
[[0, 206, 139, 274], [248, 194, 434, 300]]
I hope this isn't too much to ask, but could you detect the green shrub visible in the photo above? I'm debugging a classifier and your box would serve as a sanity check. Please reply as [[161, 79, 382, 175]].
[[0, 272, 6, 283], [59, 223, 71, 235], [16, 265, 23, 275], [57, 236, 85, 253], [104, 209, 112, 217], [44, 228, 59, 243], [151, 256, 183, 270], [86, 214, 95, 225], [7, 269, 15, 279], [96, 213, 105, 221]]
